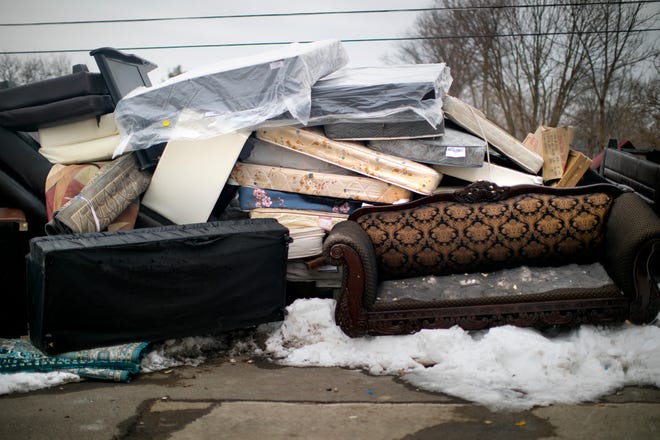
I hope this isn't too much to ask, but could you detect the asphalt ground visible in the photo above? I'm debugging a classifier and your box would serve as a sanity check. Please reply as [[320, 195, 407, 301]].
[[1, 353, 659, 440]]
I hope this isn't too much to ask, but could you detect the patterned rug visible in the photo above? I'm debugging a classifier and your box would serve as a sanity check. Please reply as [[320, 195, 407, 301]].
[[0, 338, 150, 382]]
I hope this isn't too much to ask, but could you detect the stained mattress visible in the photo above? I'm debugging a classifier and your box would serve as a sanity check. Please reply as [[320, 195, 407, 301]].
[[229, 162, 412, 204], [255, 127, 442, 195], [241, 137, 354, 175]]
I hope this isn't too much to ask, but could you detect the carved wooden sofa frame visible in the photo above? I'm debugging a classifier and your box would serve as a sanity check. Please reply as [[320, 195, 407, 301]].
[[323, 181, 660, 337]]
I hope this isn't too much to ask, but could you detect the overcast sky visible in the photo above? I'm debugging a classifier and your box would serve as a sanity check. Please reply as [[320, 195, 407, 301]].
[[2, 0, 433, 83]]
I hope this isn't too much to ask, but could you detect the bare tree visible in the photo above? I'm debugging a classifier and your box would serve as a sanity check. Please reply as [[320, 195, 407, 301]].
[[572, 1, 658, 151], [394, 0, 659, 152], [0, 54, 72, 86]]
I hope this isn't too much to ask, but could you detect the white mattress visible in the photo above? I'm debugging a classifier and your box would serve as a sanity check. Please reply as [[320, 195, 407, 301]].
[[37, 113, 120, 164], [229, 162, 412, 204], [247, 208, 348, 232], [38, 134, 120, 164], [38, 113, 118, 147], [432, 161, 543, 186], [288, 227, 326, 259], [255, 127, 442, 195]]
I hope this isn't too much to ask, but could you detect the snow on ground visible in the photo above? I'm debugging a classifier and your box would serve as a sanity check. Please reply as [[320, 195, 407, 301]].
[[2, 298, 659, 411]]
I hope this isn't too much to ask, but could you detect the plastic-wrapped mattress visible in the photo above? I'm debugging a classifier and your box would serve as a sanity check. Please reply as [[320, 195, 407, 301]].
[[266, 64, 452, 131], [113, 40, 348, 154]]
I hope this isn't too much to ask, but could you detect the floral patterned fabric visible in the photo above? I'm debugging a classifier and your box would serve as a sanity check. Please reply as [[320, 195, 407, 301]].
[[356, 192, 614, 280]]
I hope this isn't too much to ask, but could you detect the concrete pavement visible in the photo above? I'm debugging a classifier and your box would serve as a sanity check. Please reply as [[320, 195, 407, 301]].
[[1, 354, 659, 439]]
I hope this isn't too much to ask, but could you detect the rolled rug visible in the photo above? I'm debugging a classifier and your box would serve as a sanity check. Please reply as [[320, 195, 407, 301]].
[[45, 152, 151, 235]]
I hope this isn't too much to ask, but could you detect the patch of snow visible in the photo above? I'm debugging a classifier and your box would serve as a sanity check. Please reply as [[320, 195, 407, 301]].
[[2, 298, 658, 411], [256, 298, 660, 411], [0, 371, 80, 395]]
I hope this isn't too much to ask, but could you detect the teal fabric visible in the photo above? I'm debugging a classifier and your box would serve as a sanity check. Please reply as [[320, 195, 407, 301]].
[[0, 338, 150, 382]]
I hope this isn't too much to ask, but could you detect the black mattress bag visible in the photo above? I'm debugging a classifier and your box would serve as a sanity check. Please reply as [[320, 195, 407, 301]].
[[27, 218, 290, 354]]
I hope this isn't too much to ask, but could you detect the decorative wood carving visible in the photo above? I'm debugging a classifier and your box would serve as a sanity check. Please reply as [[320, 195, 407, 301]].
[[454, 181, 507, 203]]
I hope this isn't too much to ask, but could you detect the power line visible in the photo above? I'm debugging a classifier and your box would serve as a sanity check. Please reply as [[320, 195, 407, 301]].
[[1, 1, 657, 27], [2, 29, 658, 56]]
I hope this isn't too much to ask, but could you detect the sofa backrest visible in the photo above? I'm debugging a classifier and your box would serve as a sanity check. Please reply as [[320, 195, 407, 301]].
[[354, 190, 615, 280]]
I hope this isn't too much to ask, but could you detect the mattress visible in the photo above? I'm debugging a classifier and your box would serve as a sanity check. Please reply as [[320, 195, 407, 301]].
[[38, 113, 118, 147], [323, 118, 445, 141], [39, 134, 120, 164], [367, 126, 487, 167], [247, 208, 348, 232], [229, 162, 412, 204], [113, 40, 348, 154], [287, 259, 342, 286], [241, 137, 354, 175], [443, 95, 544, 174], [255, 127, 442, 195], [432, 161, 544, 187], [237, 186, 362, 214], [288, 227, 326, 259], [266, 64, 451, 129]]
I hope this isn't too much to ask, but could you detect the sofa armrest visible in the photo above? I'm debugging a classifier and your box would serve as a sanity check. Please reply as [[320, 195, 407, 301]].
[[602, 192, 660, 323], [0, 208, 28, 230], [323, 220, 379, 337]]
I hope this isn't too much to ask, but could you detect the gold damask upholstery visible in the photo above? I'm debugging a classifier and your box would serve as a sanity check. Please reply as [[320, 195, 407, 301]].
[[355, 192, 613, 280]]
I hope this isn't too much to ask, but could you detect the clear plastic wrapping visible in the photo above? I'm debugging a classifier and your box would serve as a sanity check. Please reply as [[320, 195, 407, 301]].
[[264, 63, 453, 128], [113, 40, 348, 154]]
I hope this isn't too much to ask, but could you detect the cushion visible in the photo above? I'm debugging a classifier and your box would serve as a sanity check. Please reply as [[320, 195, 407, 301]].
[[356, 192, 614, 280]]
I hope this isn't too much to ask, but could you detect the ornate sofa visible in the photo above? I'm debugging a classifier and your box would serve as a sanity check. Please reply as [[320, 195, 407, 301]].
[[323, 181, 660, 337]]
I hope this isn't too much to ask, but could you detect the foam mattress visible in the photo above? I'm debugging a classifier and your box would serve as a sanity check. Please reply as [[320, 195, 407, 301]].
[[38, 113, 119, 147], [38, 113, 120, 164]]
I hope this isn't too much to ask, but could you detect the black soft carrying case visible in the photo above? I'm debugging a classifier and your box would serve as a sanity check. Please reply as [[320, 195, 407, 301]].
[[27, 218, 290, 354]]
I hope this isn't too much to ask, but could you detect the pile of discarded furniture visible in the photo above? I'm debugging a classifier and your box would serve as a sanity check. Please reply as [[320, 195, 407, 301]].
[[1, 40, 658, 354]]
